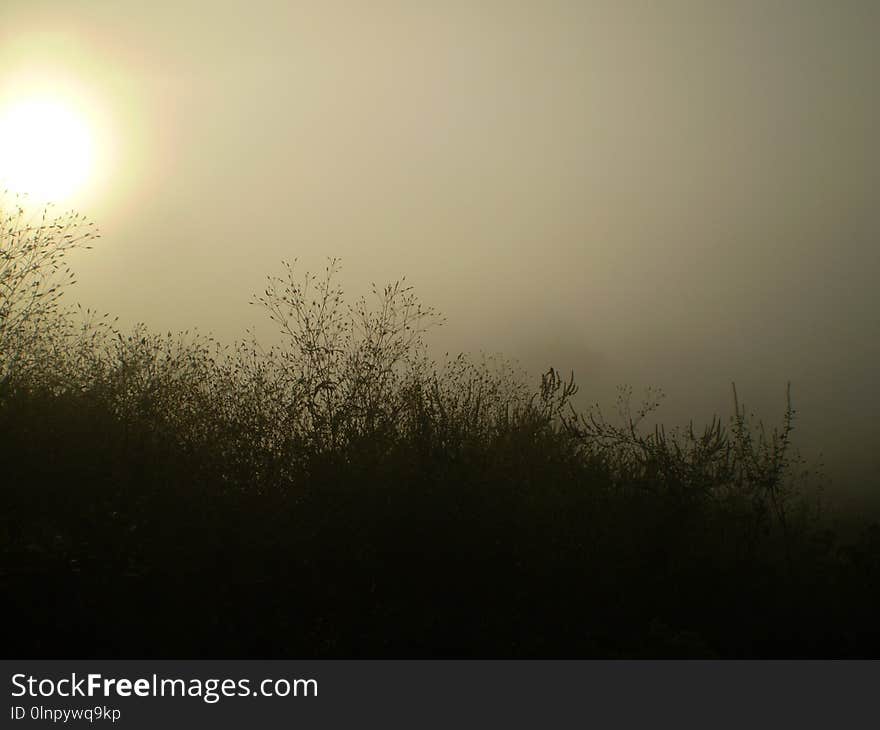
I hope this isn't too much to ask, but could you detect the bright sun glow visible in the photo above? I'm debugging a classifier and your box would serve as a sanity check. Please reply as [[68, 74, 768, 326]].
[[0, 97, 95, 202]]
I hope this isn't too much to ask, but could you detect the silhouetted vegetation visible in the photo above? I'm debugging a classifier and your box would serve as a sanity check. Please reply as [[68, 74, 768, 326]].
[[2, 196, 879, 657]]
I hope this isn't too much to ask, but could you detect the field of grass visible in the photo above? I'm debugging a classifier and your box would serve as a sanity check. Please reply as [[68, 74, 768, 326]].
[[2, 199, 878, 657]]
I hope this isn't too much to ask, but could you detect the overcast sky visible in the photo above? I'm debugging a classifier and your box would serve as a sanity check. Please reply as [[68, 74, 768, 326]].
[[2, 1, 878, 501]]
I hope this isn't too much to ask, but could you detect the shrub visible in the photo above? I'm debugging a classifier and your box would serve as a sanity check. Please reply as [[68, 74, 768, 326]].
[[2, 201, 874, 658]]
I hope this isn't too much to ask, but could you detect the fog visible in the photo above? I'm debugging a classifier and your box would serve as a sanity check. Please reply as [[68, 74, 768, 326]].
[[2, 1, 878, 502]]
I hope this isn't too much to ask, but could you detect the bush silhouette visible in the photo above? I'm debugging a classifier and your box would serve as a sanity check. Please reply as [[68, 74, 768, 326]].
[[2, 197, 878, 657]]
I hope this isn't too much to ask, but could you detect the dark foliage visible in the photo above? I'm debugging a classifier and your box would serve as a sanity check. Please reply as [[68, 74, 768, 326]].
[[2, 197, 878, 657]]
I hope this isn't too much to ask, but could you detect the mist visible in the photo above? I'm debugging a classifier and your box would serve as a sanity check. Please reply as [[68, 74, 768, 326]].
[[3, 1, 878, 503]]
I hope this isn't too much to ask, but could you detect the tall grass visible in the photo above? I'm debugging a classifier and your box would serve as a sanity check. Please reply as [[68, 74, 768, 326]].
[[1, 197, 877, 657]]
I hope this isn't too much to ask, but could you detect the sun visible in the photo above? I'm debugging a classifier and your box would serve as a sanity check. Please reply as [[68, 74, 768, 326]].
[[0, 97, 95, 202]]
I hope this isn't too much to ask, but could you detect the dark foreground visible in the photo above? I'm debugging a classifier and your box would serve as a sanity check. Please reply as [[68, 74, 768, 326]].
[[2, 215, 878, 657], [3, 384, 879, 659]]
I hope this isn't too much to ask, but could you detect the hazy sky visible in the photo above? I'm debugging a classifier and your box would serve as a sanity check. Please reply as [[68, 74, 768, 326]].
[[2, 1, 878, 498]]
